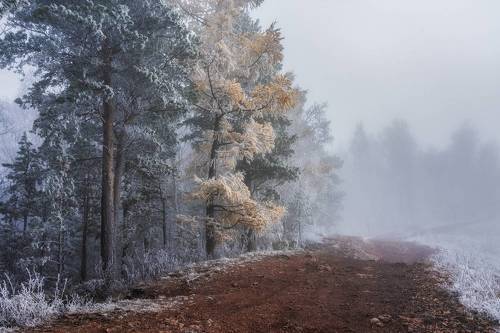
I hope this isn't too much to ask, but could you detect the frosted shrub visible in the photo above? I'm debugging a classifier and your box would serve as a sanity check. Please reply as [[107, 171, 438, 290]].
[[0, 272, 93, 329], [122, 249, 187, 284], [0, 272, 64, 328]]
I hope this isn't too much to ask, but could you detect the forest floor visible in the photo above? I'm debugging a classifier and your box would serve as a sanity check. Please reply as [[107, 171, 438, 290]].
[[27, 237, 498, 333]]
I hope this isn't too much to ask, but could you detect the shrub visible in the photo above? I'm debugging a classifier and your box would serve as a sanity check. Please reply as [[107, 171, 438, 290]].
[[0, 272, 65, 328]]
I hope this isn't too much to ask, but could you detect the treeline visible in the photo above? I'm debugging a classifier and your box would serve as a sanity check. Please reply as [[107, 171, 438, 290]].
[[342, 120, 500, 237], [0, 0, 342, 287]]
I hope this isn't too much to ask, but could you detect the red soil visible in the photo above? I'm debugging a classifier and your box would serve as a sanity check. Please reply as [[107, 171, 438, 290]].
[[28, 238, 497, 333]]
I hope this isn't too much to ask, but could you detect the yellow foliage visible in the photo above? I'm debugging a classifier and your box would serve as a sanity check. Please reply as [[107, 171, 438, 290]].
[[240, 119, 275, 160], [242, 25, 284, 66], [223, 80, 245, 104], [177, 0, 294, 243], [190, 173, 286, 231], [249, 75, 298, 114]]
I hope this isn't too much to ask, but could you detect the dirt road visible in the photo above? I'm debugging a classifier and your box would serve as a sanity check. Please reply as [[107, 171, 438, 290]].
[[29, 238, 497, 333]]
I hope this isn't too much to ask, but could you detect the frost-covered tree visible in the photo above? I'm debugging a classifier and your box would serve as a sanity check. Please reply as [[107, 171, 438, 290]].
[[281, 92, 343, 241], [1, 133, 39, 235], [236, 112, 299, 251], [179, 0, 297, 257], [0, 133, 41, 274], [0, 0, 194, 277], [0, 104, 11, 137]]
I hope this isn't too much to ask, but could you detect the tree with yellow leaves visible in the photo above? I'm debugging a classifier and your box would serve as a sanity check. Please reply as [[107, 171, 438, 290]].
[[178, 0, 297, 257]]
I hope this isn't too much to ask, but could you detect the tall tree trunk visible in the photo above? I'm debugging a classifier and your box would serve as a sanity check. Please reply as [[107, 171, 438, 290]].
[[243, 173, 256, 252], [80, 179, 90, 282], [162, 196, 168, 249], [40, 206, 48, 276], [205, 116, 221, 258], [100, 40, 115, 278], [120, 201, 130, 278], [113, 132, 125, 277], [170, 171, 178, 252], [57, 211, 65, 276], [246, 228, 257, 252]]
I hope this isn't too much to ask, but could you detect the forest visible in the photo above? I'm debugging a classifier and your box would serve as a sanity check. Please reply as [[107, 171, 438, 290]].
[[0, 0, 342, 301]]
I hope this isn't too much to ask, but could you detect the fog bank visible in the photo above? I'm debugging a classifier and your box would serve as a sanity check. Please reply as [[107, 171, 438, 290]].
[[337, 120, 500, 239]]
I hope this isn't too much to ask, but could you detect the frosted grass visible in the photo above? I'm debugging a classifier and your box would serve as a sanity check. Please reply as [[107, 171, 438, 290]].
[[413, 224, 500, 322]]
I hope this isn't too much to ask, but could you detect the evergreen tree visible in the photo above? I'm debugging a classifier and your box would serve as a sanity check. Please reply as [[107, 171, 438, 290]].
[[0, 0, 194, 278], [237, 114, 299, 251], [1, 133, 39, 235]]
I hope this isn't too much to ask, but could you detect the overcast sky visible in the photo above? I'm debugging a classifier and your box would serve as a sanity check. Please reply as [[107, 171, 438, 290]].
[[1, 1, 500, 150], [253, 0, 500, 149]]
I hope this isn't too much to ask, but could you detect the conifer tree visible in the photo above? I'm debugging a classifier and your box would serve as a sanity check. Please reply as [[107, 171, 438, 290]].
[[2, 133, 39, 235], [0, 0, 194, 277]]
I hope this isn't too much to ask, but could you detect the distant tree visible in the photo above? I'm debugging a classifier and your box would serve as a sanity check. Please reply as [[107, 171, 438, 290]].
[[350, 124, 371, 163], [0, 133, 45, 274], [0, 103, 11, 137], [282, 190, 312, 247], [281, 93, 343, 240], [380, 120, 418, 227], [1, 133, 39, 234]]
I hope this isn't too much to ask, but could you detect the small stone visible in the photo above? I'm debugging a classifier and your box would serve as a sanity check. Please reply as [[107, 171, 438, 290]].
[[370, 317, 384, 327]]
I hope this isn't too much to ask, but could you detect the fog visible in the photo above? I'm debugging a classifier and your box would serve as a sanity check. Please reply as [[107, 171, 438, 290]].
[[254, 0, 500, 247], [337, 121, 500, 238], [253, 0, 500, 149]]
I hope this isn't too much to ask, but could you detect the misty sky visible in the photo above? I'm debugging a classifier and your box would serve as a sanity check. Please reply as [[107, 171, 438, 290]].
[[1, 1, 500, 150], [253, 0, 500, 149]]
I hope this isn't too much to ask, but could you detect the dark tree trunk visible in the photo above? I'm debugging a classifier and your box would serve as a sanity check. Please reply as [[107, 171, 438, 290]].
[[162, 197, 168, 249], [39, 206, 48, 276], [80, 179, 90, 282], [120, 201, 130, 278], [100, 40, 115, 278], [242, 173, 257, 252], [205, 116, 221, 258], [113, 133, 125, 277], [246, 228, 257, 252], [57, 210, 65, 276]]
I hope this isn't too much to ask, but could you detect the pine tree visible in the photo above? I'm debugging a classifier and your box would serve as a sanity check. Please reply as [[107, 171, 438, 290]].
[[0, 132, 45, 274], [0, 0, 194, 279], [2, 133, 39, 234], [237, 113, 299, 251]]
